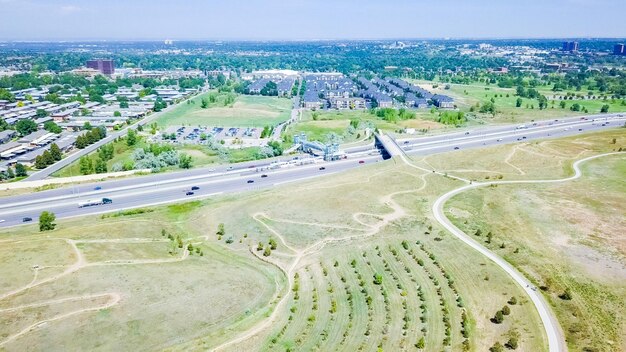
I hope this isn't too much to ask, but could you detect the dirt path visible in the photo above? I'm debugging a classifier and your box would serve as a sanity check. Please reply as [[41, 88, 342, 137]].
[[504, 145, 527, 175]]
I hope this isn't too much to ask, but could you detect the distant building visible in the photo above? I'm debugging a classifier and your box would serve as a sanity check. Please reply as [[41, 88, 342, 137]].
[[562, 41, 579, 52], [86, 59, 115, 75], [614, 44, 625, 56]]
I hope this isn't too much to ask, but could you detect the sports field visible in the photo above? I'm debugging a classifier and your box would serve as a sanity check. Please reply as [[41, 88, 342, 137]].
[[154, 92, 293, 128]]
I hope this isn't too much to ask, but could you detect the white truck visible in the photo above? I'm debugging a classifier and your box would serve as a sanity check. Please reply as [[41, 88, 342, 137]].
[[78, 198, 112, 208]]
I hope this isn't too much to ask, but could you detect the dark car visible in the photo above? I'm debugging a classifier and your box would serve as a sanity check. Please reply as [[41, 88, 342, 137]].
[[185, 191, 194, 196], [403, 141, 410, 144], [465, 132, 470, 135], [22, 217, 33, 222], [261, 174, 268, 178], [247, 180, 254, 183], [522, 136, 526, 139], [358, 160, 365, 164], [319, 167, 326, 170], [578, 128, 583, 131], [191, 186, 200, 190], [102, 198, 113, 204], [454, 146, 460, 150]]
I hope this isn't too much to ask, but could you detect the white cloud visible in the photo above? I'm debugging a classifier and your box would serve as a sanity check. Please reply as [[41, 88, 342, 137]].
[[60, 5, 81, 14]]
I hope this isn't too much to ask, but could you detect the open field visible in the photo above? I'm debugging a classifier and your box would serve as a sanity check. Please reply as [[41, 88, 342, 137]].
[[155, 92, 292, 128], [440, 130, 626, 352], [0, 214, 283, 351], [2, 128, 624, 351], [286, 110, 445, 143], [412, 80, 626, 125]]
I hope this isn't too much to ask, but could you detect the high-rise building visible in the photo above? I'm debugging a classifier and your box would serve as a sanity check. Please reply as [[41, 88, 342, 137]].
[[614, 44, 625, 56], [562, 41, 579, 52], [86, 59, 115, 75]]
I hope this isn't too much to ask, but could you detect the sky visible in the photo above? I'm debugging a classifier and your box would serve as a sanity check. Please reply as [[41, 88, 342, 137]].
[[0, 0, 625, 41]]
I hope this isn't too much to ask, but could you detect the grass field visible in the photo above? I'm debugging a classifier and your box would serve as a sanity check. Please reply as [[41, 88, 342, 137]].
[[412, 80, 626, 125], [439, 130, 626, 352], [286, 110, 445, 143], [2, 128, 624, 351], [154, 92, 292, 128]]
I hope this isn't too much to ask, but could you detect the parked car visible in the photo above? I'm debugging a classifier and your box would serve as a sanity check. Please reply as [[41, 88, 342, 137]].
[[185, 191, 194, 196], [22, 217, 33, 222], [191, 186, 200, 190]]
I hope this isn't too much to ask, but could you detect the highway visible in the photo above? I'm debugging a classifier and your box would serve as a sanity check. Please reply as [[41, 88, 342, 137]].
[[1, 113, 624, 228]]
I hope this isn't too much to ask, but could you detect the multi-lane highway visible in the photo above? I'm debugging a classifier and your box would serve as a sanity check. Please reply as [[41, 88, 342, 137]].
[[1, 113, 624, 228]]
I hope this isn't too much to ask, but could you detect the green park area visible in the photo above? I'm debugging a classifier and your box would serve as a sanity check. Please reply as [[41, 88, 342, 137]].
[[154, 91, 293, 128], [412, 80, 626, 125]]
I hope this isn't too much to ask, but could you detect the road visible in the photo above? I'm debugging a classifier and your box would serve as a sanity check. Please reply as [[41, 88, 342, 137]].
[[1, 114, 624, 228], [24, 88, 208, 181], [432, 152, 624, 352]]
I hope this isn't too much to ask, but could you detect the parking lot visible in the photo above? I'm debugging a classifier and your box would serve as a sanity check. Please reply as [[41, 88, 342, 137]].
[[155, 126, 265, 148]]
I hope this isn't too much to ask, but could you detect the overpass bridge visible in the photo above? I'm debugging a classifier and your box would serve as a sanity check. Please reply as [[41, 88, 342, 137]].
[[374, 132, 404, 160]]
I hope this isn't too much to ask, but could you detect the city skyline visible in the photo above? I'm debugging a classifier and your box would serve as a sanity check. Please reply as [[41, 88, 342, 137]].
[[0, 0, 625, 41]]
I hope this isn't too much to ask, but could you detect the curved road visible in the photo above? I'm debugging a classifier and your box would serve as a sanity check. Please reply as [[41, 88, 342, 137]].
[[432, 151, 625, 352]]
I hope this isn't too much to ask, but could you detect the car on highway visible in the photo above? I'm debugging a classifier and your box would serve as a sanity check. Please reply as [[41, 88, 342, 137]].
[[94, 186, 102, 190], [227, 166, 234, 171], [191, 186, 200, 190], [208, 168, 216, 172], [522, 136, 526, 139], [497, 138, 503, 142], [261, 174, 268, 178], [185, 191, 194, 196], [465, 132, 470, 135], [403, 141, 410, 144], [102, 198, 113, 204], [22, 217, 33, 222], [578, 128, 583, 131], [247, 180, 254, 183], [319, 167, 326, 170], [0, 220, 4, 223], [358, 160, 365, 164], [454, 147, 460, 150]]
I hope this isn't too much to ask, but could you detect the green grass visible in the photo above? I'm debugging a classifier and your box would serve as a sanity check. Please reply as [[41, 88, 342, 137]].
[[154, 92, 292, 128], [411, 80, 626, 125]]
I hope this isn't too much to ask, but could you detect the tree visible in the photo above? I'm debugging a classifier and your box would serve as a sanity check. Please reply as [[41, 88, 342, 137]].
[[201, 98, 209, 108], [39, 211, 56, 231], [492, 310, 504, 324], [489, 342, 504, 352], [559, 100, 566, 109], [43, 121, 62, 134], [600, 104, 610, 113], [49, 143, 62, 161], [263, 246, 271, 257], [415, 337, 425, 349], [79, 156, 93, 175], [119, 101, 129, 108], [559, 288, 572, 300], [515, 98, 522, 108], [41, 150, 54, 166], [14, 163, 27, 177], [34, 155, 47, 169], [505, 337, 519, 350], [570, 103, 581, 112], [94, 157, 107, 173], [6, 167, 15, 179], [501, 305, 511, 315], [15, 119, 38, 136], [216, 223, 225, 236], [126, 129, 137, 146], [179, 153, 192, 169], [113, 111, 122, 117], [269, 238, 277, 250], [373, 273, 383, 285], [507, 296, 517, 305], [83, 121, 93, 130]]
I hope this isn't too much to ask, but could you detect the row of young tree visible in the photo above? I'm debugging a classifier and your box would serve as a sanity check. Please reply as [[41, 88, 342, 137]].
[[34, 143, 63, 169]]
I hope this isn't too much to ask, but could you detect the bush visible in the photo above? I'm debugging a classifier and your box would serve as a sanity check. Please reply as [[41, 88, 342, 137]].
[[491, 310, 504, 324], [490, 342, 504, 352], [39, 211, 56, 231], [505, 337, 518, 350]]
